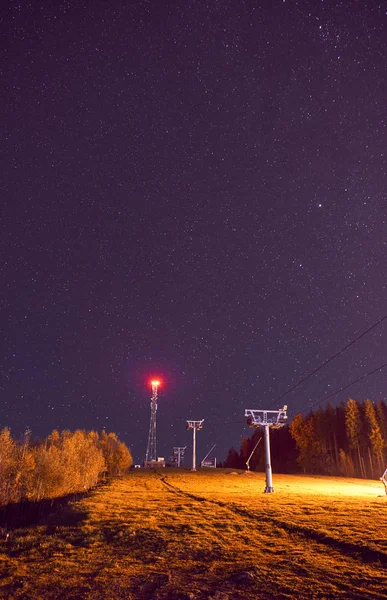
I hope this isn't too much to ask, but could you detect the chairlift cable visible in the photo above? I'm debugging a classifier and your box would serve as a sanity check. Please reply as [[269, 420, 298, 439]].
[[271, 313, 387, 407], [301, 360, 387, 414]]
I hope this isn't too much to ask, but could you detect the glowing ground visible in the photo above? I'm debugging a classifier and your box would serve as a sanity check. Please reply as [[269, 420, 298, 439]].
[[0, 469, 386, 599]]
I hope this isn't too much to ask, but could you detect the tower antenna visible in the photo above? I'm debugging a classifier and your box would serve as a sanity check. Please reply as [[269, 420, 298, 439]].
[[145, 380, 160, 467]]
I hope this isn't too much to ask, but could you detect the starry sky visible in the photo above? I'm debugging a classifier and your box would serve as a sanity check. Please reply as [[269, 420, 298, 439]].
[[1, 0, 386, 465]]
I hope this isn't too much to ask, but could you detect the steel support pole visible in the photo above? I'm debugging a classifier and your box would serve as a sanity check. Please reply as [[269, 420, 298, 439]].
[[264, 425, 274, 493], [192, 427, 196, 471]]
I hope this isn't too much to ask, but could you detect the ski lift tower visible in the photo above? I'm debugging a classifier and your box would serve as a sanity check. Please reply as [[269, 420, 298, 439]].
[[244, 405, 288, 493], [381, 467, 387, 496], [186, 420, 204, 471], [173, 446, 187, 468]]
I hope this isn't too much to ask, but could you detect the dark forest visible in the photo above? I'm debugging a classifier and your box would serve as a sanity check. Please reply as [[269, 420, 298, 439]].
[[225, 399, 387, 479]]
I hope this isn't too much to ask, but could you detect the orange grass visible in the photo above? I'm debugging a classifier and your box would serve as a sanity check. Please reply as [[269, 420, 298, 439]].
[[0, 469, 386, 599]]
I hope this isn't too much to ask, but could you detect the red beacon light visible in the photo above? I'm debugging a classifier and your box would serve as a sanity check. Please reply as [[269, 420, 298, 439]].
[[151, 380, 160, 387]]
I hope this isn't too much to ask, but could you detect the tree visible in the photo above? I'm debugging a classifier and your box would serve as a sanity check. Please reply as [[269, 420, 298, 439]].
[[98, 431, 132, 476], [345, 399, 365, 477], [243, 430, 265, 472], [289, 413, 330, 474], [32, 443, 62, 500], [364, 399, 385, 475], [240, 437, 251, 467], [338, 449, 355, 477], [0, 428, 18, 504], [325, 403, 340, 473], [15, 429, 35, 500], [224, 447, 243, 469], [270, 426, 299, 473], [113, 442, 133, 475], [314, 407, 333, 474], [0, 428, 132, 506], [375, 401, 387, 452]]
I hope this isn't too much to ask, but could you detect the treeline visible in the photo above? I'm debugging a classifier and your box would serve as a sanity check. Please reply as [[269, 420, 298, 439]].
[[225, 399, 387, 478], [290, 399, 386, 478], [0, 428, 133, 506], [224, 425, 299, 473]]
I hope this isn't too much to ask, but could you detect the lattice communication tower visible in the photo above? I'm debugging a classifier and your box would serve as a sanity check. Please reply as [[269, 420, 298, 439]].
[[145, 380, 160, 464]]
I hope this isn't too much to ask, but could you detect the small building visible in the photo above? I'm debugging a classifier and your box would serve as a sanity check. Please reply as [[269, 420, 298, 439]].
[[144, 457, 166, 468], [201, 458, 217, 468]]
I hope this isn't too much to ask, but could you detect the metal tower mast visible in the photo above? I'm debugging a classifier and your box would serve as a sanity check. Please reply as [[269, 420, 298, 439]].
[[381, 467, 387, 495], [186, 419, 204, 471], [145, 380, 160, 464], [244, 405, 287, 493], [173, 446, 187, 467]]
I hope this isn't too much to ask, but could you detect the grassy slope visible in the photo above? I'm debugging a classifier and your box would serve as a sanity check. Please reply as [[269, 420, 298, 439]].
[[0, 469, 386, 599]]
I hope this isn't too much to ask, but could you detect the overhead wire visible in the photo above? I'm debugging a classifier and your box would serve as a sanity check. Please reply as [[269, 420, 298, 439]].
[[271, 313, 387, 407], [300, 360, 387, 414], [191, 317, 387, 463], [217, 358, 387, 426], [183, 315, 387, 437]]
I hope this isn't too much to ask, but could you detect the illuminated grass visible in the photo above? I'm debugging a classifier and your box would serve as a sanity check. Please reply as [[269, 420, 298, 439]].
[[0, 469, 386, 599]]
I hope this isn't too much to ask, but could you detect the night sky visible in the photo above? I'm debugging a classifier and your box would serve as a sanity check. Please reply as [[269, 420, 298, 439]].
[[1, 1, 386, 465]]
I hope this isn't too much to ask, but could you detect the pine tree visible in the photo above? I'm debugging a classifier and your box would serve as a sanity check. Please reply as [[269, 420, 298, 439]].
[[338, 449, 355, 477], [224, 447, 242, 469], [364, 399, 385, 475], [289, 413, 329, 474], [239, 437, 251, 469], [375, 401, 387, 452], [345, 398, 365, 477], [314, 407, 333, 474], [270, 426, 298, 473], [325, 403, 340, 472]]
